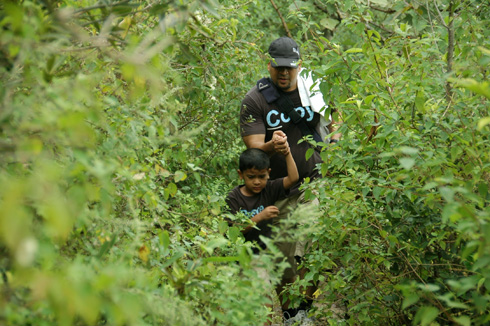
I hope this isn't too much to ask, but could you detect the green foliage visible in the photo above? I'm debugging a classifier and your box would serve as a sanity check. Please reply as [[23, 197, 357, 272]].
[[292, 0, 490, 325], [0, 0, 271, 325], [1, 0, 489, 325]]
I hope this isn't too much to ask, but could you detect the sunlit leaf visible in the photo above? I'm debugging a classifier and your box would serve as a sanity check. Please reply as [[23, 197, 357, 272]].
[[138, 244, 150, 262], [174, 170, 187, 182]]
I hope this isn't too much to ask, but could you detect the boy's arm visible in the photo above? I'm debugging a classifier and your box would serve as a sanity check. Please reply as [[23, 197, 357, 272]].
[[226, 195, 279, 234], [241, 206, 279, 234], [281, 141, 299, 190]]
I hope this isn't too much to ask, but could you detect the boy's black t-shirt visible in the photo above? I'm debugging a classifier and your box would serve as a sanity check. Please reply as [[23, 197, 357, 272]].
[[226, 178, 286, 250]]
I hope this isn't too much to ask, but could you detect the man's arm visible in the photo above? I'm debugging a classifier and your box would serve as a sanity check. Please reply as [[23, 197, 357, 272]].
[[242, 134, 275, 154], [242, 130, 289, 154]]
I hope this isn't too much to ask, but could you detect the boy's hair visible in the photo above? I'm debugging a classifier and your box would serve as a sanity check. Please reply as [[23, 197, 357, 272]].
[[239, 148, 270, 171]]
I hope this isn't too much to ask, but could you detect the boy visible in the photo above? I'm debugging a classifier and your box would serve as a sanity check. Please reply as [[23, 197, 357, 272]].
[[226, 130, 298, 252], [226, 130, 298, 325]]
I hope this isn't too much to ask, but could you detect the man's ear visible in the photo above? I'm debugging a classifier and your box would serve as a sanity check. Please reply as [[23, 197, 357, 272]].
[[267, 62, 271, 73], [237, 170, 243, 180]]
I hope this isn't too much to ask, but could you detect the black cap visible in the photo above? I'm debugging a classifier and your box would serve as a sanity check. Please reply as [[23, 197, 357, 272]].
[[268, 37, 300, 68]]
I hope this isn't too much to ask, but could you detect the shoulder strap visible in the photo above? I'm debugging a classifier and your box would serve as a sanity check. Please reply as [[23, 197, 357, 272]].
[[257, 78, 322, 142], [256, 78, 278, 103]]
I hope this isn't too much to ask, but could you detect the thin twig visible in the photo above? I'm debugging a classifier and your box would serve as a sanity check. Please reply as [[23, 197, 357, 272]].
[[445, 0, 455, 102]]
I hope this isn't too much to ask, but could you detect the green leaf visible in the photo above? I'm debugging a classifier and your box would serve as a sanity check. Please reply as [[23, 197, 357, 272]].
[[203, 256, 239, 263], [305, 148, 314, 161], [450, 78, 490, 99], [415, 95, 426, 113], [237, 245, 251, 267], [320, 17, 339, 31], [161, 251, 184, 269], [399, 147, 419, 155], [165, 182, 178, 199], [417, 284, 440, 292], [371, 0, 389, 6], [478, 182, 488, 198], [201, 238, 229, 254], [477, 277, 486, 291], [439, 187, 455, 202], [453, 316, 471, 326], [478, 117, 490, 130], [174, 171, 187, 182], [442, 202, 461, 223], [364, 95, 376, 105], [345, 48, 363, 54], [367, 29, 381, 40], [399, 157, 415, 170], [402, 293, 419, 310], [38, 196, 73, 240], [193, 172, 202, 184], [436, 293, 470, 309], [228, 226, 241, 243], [4, 2, 24, 31], [414, 306, 439, 326], [96, 234, 117, 259], [159, 230, 170, 253], [379, 229, 387, 238]]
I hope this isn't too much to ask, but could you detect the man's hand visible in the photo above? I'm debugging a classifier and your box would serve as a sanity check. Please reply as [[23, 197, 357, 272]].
[[272, 130, 290, 156]]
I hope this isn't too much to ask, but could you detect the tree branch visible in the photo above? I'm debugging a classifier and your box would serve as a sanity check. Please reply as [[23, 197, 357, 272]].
[[313, 0, 329, 14], [269, 0, 292, 38], [369, 5, 396, 14]]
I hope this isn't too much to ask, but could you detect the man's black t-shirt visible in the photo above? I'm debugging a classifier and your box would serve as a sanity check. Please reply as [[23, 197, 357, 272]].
[[240, 86, 322, 194]]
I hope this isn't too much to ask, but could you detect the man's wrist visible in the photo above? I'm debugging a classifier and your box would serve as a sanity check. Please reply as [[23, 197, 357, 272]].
[[330, 139, 339, 144], [266, 140, 276, 153]]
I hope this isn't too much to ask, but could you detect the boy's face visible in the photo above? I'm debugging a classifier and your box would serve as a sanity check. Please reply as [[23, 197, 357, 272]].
[[238, 167, 270, 196]]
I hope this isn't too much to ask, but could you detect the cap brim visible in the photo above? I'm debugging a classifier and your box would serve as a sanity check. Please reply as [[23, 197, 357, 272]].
[[270, 58, 299, 68]]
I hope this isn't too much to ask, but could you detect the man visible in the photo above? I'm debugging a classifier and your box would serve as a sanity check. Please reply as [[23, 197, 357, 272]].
[[239, 36, 341, 323]]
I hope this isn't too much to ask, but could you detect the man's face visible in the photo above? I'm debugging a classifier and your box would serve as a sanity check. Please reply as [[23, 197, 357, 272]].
[[238, 167, 270, 196], [268, 62, 300, 92]]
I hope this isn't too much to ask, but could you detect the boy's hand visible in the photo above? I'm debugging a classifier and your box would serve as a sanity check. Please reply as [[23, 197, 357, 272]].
[[260, 206, 279, 220], [272, 131, 289, 156]]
